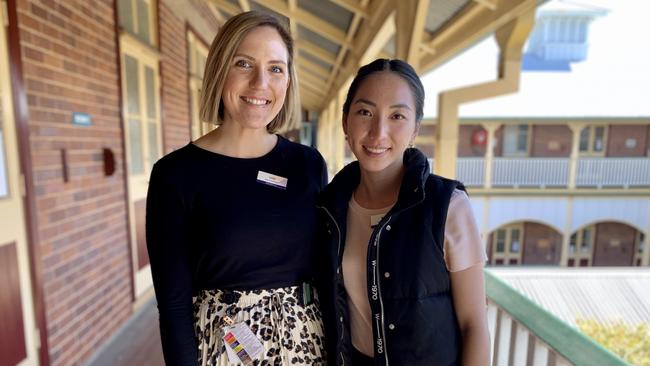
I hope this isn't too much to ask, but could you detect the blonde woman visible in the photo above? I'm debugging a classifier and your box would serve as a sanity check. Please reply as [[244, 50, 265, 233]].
[[146, 11, 327, 365]]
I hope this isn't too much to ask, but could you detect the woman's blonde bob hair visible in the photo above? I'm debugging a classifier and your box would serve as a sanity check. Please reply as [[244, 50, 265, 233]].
[[199, 11, 300, 133]]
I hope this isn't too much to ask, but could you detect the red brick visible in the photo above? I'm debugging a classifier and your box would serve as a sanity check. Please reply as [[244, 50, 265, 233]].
[[531, 125, 572, 157], [606, 125, 649, 157]]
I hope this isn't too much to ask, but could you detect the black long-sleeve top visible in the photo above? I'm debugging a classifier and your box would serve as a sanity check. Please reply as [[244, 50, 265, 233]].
[[145, 136, 327, 365]]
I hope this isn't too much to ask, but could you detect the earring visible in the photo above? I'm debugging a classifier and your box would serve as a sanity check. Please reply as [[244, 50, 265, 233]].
[[408, 142, 415, 149]]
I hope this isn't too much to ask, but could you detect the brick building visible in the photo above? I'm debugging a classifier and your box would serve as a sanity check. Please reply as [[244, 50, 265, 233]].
[[0, 0, 223, 364], [405, 1, 650, 268], [1, 0, 647, 366]]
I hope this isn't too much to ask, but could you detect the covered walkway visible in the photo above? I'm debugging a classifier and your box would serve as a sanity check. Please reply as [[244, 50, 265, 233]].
[[85, 298, 163, 366]]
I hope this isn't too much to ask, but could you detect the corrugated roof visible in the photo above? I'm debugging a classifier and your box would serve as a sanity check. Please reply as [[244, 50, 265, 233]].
[[488, 267, 650, 327]]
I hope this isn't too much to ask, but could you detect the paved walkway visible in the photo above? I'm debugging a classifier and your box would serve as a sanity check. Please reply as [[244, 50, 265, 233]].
[[85, 298, 164, 366]]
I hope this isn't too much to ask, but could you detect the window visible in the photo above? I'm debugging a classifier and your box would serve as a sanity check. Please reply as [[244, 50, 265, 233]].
[[122, 52, 160, 174], [118, 6, 162, 292], [188, 32, 212, 140], [502, 124, 529, 156], [634, 232, 645, 266], [579, 125, 607, 155], [118, 0, 157, 46], [491, 224, 524, 265], [568, 225, 595, 266]]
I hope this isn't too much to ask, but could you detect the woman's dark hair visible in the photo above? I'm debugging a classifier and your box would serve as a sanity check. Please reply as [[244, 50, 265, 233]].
[[342, 58, 425, 122]]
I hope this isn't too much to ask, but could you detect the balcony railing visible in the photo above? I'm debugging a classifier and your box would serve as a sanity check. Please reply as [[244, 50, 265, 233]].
[[492, 158, 569, 188], [456, 157, 650, 188], [577, 157, 650, 188], [457, 158, 485, 186], [485, 270, 627, 366]]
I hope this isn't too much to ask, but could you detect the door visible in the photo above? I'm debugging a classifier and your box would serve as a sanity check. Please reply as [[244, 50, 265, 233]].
[[120, 35, 162, 297], [0, 1, 39, 364]]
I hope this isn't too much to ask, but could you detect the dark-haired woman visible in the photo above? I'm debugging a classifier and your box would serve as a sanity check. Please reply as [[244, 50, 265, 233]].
[[317, 59, 490, 365]]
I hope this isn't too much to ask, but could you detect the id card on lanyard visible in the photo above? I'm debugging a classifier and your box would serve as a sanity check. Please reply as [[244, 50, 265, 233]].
[[221, 316, 264, 365]]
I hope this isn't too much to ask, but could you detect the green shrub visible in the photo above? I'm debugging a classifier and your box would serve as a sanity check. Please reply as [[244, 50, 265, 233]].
[[577, 319, 650, 366]]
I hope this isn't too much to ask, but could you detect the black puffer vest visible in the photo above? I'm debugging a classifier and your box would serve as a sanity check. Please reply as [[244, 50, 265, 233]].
[[316, 148, 463, 366]]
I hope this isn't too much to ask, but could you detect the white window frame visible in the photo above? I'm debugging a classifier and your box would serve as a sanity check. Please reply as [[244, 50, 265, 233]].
[[502, 124, 530, 157], [187, 31, 212, 140], [568, 225, 595, 266], [491, 223, 524, 265], [579, 125, 608, 156]]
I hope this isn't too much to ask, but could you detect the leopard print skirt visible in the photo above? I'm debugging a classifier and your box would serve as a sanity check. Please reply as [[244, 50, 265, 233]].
[[193, 286, 326, 365]]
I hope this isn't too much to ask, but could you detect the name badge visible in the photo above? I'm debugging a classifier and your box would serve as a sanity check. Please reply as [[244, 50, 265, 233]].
[[257, 171, 288, 189]]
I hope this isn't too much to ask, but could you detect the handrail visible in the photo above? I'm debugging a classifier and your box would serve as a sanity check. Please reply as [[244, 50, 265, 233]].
[[484, 269, 628, 366]]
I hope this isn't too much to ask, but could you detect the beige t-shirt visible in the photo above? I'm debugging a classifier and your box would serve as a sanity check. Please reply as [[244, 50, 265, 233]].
[[342, 189, 487, 356]]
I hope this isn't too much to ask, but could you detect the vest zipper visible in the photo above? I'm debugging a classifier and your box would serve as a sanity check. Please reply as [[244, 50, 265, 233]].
[[372, 197, 422, 366], [373, 216, 392, 365], [317, 206, 346, 365]]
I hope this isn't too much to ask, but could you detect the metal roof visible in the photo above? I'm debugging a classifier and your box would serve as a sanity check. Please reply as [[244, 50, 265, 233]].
[[488, 267, 650, 327]]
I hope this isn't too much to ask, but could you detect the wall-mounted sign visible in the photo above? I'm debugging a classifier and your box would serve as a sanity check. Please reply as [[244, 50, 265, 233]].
[[72, 112, 92, 126], [625, 138, 637, 149]]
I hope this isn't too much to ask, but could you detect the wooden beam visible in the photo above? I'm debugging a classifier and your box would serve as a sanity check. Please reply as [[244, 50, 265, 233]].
[[300, 89, 326, 110], [394, 0, 429, 67], [300, 79, 327, 96], [237, 0, 251, 12], [378, 50, 392, 59], [324, 0, 395, 104], [288, 0, 298, 36], [206, 1, 225, 26], [298, 67, 329, 87], [358, 11, 394, 65], [211, 0, 240, 16], [297, 40, 337, 64], [255, 0, 349, 46], [474, 0, 497, 11], [329, 0, 368, 17], [419, 0, 537, 73], [419, 42, 436, 56], [300, 85, 326, 99], [297, 58, 331, 78], [322, 0, 370, 98]]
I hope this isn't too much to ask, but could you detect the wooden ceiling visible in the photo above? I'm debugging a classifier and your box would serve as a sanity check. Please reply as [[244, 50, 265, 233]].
[[208, 0, 539, 111]]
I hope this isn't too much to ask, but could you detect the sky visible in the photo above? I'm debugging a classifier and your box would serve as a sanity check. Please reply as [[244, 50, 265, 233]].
[[421, 0, 650, 118]]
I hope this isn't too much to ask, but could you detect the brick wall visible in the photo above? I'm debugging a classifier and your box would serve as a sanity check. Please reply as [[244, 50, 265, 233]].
[[157, 0, 219, 153], [606, 125, 649, 157], [647, 125, 650, 155], [530, 125, 571, 157], [458, 125, 486, 157], [16, 0, 132, 365], [159, 3, 190, 153], [493, 125, 503, 156], [593, 222, 636, 266], [522, 222, 562, 265]]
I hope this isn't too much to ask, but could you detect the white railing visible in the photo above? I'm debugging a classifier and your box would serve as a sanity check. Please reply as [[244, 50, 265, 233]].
[[347, 157, 650, 190], [492, 158, 570, 188], [485, 270, 627, 366], [457, 158, 485, 187], [576, 158, 650, 188]]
